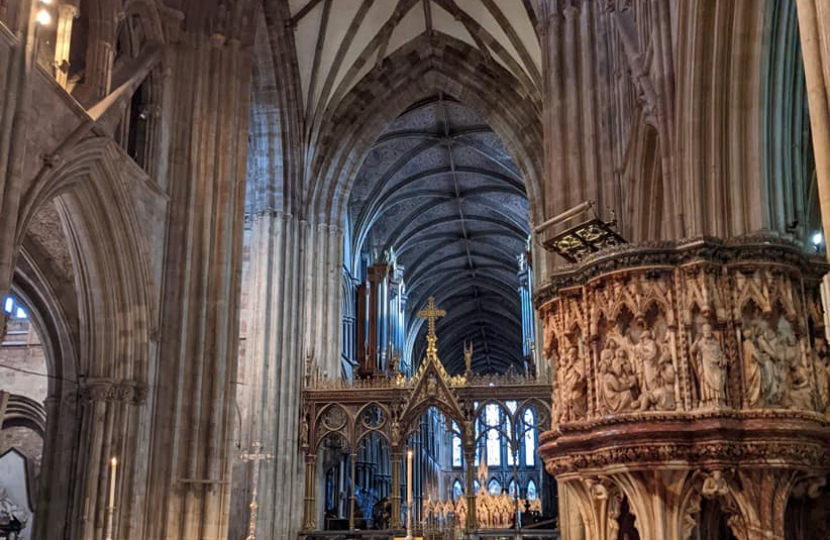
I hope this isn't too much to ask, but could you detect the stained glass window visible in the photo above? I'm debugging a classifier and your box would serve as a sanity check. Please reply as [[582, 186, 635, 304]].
[[452, 480, 463, 501], [488, 478, 502, 495], [527, 479, 538, 500]]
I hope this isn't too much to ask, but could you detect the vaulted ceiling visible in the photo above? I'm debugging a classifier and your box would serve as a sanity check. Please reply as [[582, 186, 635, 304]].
[[287, 0, 541, 126], [348, 95, 530, 375]]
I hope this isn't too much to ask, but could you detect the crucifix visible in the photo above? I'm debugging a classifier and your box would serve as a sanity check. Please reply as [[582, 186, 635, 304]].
[[241, 441, 273, 540], [417, 296, 446, 360]]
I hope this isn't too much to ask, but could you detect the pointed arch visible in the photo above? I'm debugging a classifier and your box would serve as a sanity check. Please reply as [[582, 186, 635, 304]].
[[306, 32, 543, 227]]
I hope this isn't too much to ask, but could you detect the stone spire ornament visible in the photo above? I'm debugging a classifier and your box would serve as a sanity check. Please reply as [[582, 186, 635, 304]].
[[464, 340, 474, 376]]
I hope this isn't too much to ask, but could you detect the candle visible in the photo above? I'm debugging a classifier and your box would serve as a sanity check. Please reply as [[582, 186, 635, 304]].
[[406, 449, 413, 506], [109, 457, 117, 510]]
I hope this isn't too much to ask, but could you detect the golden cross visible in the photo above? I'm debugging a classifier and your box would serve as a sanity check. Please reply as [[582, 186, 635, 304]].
[[418, 297, 446, 359]]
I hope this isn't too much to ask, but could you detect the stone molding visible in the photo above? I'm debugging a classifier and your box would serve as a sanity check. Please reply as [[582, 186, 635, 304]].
[[78, 379, 149, 405]]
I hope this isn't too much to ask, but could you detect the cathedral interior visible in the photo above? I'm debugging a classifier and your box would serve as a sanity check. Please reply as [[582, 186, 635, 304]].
[[1, 1, 830, 540]]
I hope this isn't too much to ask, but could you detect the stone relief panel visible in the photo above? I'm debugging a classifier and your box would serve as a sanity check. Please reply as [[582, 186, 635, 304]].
[[539, 247, 830, 429]]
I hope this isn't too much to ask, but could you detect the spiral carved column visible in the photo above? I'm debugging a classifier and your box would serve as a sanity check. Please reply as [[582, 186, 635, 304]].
[[537, 237, 830, 540]]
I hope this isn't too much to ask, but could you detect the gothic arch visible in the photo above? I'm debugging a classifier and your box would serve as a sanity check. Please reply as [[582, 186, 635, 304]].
[[305, 32, 543, 228], [8, 136, 160, 540]]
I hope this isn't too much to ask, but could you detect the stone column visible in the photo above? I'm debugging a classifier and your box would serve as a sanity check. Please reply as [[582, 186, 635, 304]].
[[83, 2, 117, 102], [796, 0, 830, 336], [796, 0, 830, 249], [463, 447, 476, 530], [302, 455, 316, 530], [53, 2, 79, 88], [0, 0, 40, 301], [390, 450, 402, 528], [143, 29, 253, 540], [349, 452, 357, 530]]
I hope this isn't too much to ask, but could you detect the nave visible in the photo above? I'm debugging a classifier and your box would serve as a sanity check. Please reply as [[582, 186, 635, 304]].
[[1, 1, 830, 540]]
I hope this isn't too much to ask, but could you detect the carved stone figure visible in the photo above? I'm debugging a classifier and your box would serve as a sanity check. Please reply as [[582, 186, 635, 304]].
[[636, 330, 676, 411], [543, 315, 556, 359], [691, 324, 727, 408], [813, 338, 830, 413], [701, 470, 729, 499], [756, 320, 784, 405], [599, 347, 639, 413], [562, 345, 588, 420], [299, 413, 309, 447], [742, 327, 764, 407], [426, 374, 437, 396], [784, 334, 813, 410], [391, 418, 401, 446]]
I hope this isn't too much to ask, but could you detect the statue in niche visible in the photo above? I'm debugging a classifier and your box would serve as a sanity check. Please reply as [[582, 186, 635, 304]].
[[701, 470, 729, 499], [634, 330, 677, 411], [598, 342, 640, 413], [690, 323, 727, 409], [742, 327, 764, 408], [391, 418, 401, 446], [427, 374, 437, 396], [756, 320, 784, 406], [562, 345, 588, 420], [543, 315, 556, 360], [812, 338, 830, 413], [456, 496, 467, 526], [299, 413, 309, 447], [783, 332, 813, 410]]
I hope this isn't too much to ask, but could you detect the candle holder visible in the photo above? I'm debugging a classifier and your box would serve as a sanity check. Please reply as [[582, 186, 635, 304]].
[[405, 449, 413, 540], [103, 504, 116, 540], [105, 457, 117, 540]]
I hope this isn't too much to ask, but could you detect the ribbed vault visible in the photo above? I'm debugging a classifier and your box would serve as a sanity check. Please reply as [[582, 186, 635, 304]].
[[287, 0, 540, 125], [349, 95, 530, 375]]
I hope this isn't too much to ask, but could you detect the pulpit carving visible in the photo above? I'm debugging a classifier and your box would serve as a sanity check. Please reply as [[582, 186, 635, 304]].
[[690, 323, 728, 409]]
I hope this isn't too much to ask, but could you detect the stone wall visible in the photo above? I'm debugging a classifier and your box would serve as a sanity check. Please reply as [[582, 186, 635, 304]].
[[0, 319, 47, 485], [0, 320, 48, 402]]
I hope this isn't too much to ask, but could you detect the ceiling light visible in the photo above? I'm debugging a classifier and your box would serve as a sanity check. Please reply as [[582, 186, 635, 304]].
[[812, 231, 823, 246], [36, 8, 52, 25]]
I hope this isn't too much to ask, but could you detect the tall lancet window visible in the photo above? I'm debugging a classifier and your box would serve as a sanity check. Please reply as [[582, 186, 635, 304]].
[[485, 403, 501, 467], [524, 408, 537, 466], [451, 421, 462, 467]]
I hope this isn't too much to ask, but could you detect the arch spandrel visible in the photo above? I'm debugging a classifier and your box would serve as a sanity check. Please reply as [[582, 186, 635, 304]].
[[400, 354, 466, 430]]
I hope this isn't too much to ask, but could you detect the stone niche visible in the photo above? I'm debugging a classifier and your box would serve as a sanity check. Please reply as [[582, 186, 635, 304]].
[[535, 236, 830, 540]]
